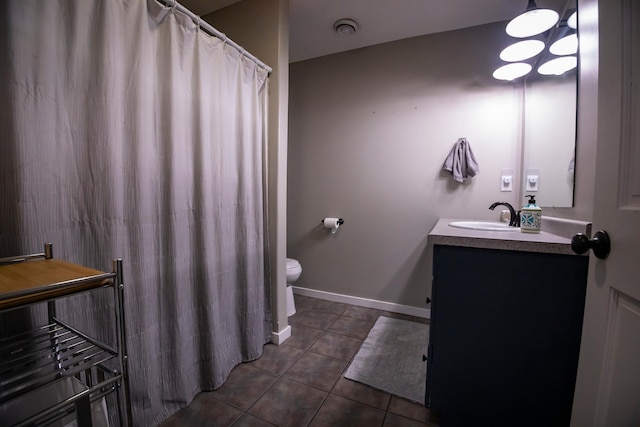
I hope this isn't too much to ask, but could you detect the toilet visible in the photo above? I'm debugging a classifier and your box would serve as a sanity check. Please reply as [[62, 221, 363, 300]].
[[286, 258, 302, 317]]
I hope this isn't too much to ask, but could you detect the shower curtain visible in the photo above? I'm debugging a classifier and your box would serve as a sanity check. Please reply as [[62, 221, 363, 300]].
[[0, 0, 271, 425]]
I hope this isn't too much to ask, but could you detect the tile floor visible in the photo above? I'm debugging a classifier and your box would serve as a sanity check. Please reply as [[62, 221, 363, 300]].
[[159, 294, 440, 427]]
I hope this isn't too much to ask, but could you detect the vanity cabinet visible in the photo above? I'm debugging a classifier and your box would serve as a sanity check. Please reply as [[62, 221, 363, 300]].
[[426, 244, 588, 427]]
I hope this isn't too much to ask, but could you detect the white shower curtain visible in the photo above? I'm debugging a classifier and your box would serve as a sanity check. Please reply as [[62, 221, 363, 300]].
[[0, 0, 271, 425]]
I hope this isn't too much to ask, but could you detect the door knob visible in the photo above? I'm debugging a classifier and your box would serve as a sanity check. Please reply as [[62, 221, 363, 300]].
[[571, 230, 611, 259]]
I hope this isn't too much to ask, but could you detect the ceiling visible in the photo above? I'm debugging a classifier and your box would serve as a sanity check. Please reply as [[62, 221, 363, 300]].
[[179, 0, 565, 63]]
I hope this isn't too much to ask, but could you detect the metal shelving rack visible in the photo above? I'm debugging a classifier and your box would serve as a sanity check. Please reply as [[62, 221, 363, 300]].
[[0, 244, 131, 426]]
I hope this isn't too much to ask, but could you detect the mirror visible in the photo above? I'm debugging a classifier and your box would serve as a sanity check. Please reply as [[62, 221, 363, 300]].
[[522, 73, 577, 207], [520, 0, 578, 208]]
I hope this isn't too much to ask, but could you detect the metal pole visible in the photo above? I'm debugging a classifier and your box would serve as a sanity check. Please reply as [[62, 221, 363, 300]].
[[44, 243, 61, 369], [159, 0, 272, 74], [44, 243, 53, 259], [113, 259, 132, 426]]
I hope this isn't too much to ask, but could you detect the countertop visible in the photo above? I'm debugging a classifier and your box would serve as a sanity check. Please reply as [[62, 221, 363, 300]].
[[428, 218, 589, 256]]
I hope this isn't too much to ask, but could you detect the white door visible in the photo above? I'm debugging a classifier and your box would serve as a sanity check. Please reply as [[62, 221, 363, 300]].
[[571, 0, 640, 426]]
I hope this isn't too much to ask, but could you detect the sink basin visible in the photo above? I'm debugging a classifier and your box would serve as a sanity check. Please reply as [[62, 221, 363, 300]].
[[448, 221, 519, 232]]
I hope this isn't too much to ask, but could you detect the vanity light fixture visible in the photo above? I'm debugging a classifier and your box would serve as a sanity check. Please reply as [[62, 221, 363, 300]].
[[494, 5, 578, 81], [500, 40, 545, 62], [506, 0, 559, 38], [334, 18, 358, 36], [538, 56, 577, 75], [493, 63, 532, 81], [549, 33, 578, 55]]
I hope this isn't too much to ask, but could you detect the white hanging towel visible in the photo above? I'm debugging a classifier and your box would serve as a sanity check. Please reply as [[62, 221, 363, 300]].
[[442, 137, 480, 183]]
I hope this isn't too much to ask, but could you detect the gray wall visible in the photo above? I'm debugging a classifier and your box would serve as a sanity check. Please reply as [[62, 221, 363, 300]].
[[205, 0, 291, 338], [288, 22, 532, 308]]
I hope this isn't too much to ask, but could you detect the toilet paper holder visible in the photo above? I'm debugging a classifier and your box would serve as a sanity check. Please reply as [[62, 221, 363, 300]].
[[321, 218, 344, 225]]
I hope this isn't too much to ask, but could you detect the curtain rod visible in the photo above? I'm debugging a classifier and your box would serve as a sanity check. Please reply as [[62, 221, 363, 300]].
[[161, 0, 273, 74]]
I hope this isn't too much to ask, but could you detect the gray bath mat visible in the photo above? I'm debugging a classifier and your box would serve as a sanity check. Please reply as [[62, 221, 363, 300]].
[[344, 316, 429, 404]]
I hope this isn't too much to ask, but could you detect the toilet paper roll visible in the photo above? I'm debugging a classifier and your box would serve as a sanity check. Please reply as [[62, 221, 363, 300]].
[[323, 217, 341, 234]]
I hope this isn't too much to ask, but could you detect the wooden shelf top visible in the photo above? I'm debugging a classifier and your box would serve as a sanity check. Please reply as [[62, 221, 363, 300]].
[[0, 259, 113, 310]]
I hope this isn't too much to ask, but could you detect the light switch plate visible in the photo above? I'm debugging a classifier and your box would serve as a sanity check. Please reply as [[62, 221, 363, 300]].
[[501, 175, 513, 192], [525, 168, 540, 192], [526, 175, 539, 192], [501, 168, 514, 192]]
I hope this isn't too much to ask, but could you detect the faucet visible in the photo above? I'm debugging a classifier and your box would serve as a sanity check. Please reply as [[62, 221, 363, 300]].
[[489, 202, 520, 227]]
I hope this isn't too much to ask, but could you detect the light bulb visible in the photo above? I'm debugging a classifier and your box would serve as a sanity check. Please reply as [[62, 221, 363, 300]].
[[506, 8, 559, 38], [567, 11, 578, 29], [538, 56, 577, 75], [493, 63, 532, 81], [550, 34, 578, 55], [500, 40, 545, 62]]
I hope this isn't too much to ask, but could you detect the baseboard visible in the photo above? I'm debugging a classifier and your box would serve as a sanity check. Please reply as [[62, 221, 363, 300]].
[[271, 325, 291, 345], [292, 287, 430, 319]]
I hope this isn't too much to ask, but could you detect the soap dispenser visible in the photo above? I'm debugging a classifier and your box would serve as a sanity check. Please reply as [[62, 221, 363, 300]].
[[520, 195, 542, 233]]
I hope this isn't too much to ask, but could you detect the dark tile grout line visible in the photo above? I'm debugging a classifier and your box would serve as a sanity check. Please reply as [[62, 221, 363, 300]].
[[162, 295, 433, 426], [292, 309, 356, 427], [314, 301, 428, 423], [241, 306, 344, 426], [206, 306, 336, 426], [235, 301, 411, 426], [230, 304, 351, 426]]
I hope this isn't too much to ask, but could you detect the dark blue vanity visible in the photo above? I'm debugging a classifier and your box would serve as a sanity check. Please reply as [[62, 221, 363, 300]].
[[426, 219, 590, 427]]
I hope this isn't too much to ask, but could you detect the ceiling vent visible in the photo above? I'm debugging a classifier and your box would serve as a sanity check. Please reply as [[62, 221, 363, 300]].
[[334, 19, 358, 36]]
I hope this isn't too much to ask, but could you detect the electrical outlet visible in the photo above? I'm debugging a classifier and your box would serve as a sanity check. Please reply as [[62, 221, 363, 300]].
[[527, 175, 539, 192]]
